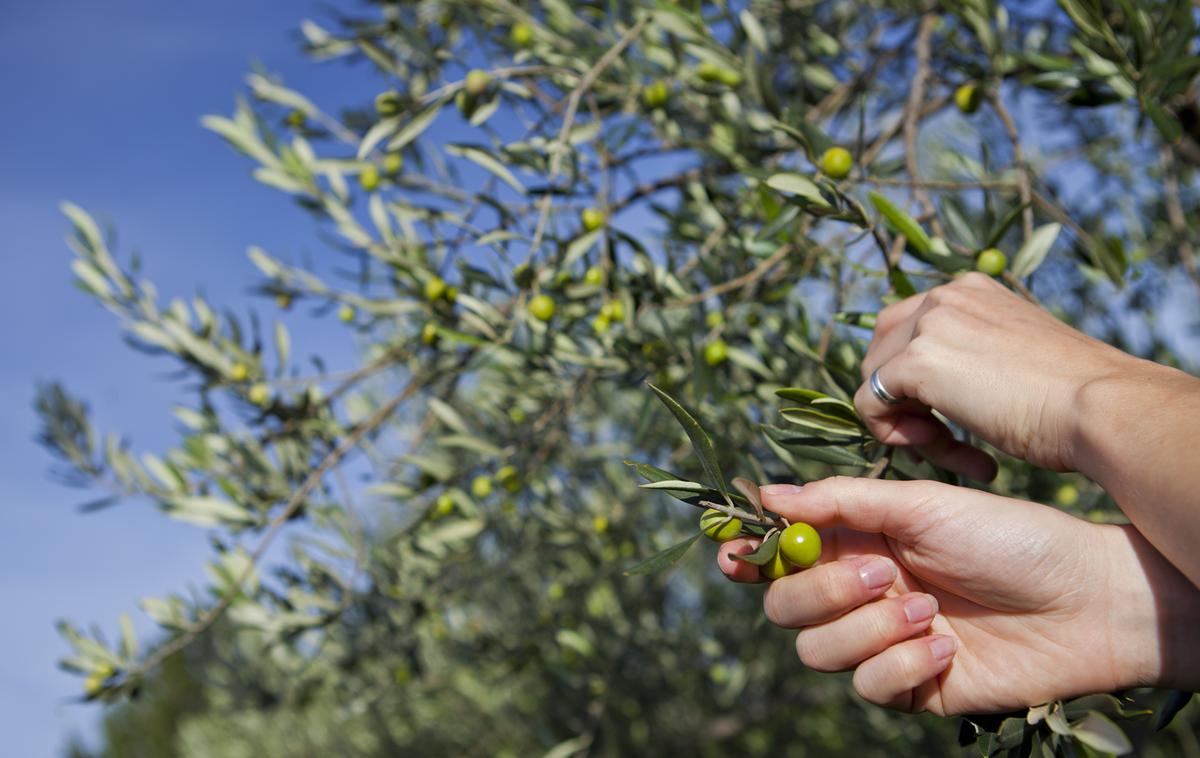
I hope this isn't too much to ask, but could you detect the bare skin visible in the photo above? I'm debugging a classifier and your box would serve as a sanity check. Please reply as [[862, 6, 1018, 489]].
[[718, 273, 1200, 713]]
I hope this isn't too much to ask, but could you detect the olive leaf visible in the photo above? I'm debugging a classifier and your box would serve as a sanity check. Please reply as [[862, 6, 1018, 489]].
[[780, 407, 864, 437], [775, 387, 828, 403], [982, 201, 1032, 250], [731, 477, 764, 520], [624, 534, 702, 576], [764, 173, 830, 207], [1070, 711, 1133, 755], [834, 311, 877, 329], [647, 384, 729, 501], [761, 425, 869, 467], [868, 191, 933, 256], [730, 531, 780, 566], [888, 267, 917, 297], [1011, 222, 1061, 278]]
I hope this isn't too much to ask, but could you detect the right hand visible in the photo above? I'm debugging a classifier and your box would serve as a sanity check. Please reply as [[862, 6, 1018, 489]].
[[853, 272, 1135, 480]]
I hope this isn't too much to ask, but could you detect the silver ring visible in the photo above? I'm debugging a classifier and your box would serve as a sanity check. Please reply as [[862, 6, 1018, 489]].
[[869, 368, 904, 405]]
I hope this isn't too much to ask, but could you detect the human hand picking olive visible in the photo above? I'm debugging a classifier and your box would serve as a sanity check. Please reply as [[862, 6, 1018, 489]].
[[715, 477, 1200, 715]]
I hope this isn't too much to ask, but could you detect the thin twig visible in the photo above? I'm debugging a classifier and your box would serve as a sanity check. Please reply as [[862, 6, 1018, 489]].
[[991, 94, 1035, 243], [666, 243, 793, 308], [902, 14, 942, 238], [697, 499, 783, 530]]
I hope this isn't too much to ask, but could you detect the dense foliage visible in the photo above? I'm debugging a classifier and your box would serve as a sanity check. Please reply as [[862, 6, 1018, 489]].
[[43, 0, 1200, 755]]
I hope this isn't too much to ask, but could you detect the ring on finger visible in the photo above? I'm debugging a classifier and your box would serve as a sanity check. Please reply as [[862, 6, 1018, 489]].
[[869, 368, 904, 406]]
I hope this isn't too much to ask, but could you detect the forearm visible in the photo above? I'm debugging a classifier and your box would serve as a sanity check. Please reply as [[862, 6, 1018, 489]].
[[1075, 358, 1200, 588], [1102, 524, 1200, 691]]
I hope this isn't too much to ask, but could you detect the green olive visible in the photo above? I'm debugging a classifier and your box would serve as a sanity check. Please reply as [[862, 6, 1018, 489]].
[[359, 165, 381, 192], [955, 83, 983, 114], [471, 475, 493, 499], [375, 91, 402, 116], [1055, 483, 1080, 507], [383, 152, 404, 174], [529, 294, 556, 322], [338, 304, 356, 323], [434, 493, 455, 517], [975, 248, 1007, 276], [778, 522, 822, 568], [583, 266, 605, 286], [820, 146, 853, 180], [510, 23, 534, 47], [699, 508, 742, 542], [641, 80, 670, 109], [424, 276, 447, 302], [421, 322, 439, 345], [229, 363, 249, 382], [760, 545, 796, 580], [581, 208, 607, 232], [464, 69, 492, 98], [704, 339, 729, 366], [248, 383, 271, 406], [285, 109, 306, 128]]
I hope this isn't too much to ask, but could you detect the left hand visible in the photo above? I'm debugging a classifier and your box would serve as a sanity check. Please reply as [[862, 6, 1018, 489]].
[[714, 477, 1200, 715]]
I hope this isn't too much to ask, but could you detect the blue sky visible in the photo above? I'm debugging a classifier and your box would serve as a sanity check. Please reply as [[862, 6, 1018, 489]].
[[0, 2, 373, 753]]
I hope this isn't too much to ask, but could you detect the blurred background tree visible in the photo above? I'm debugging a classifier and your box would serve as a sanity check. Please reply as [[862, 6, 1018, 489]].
[[40, 0, 1200, 755]]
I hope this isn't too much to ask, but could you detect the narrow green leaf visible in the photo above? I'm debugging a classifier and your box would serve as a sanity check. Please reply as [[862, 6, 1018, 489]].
[[888, 267, 917, 297], [731, 531, 780, 566], [869, 191, 933, 256], [780, 407, 863, 437], [625, 533, 702, 576], [648, 384, 728, 499], [774, 387, 828, 403], [1011, 223, 1061, 278], [446, 144, 526, 194], [387, 99, 444, 152], [765, 173, 830, 207], [1070, 711, 1132, 755]]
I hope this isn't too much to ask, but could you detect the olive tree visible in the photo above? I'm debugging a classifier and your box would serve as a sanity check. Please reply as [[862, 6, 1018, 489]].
[[42, 1, 1200, 755]]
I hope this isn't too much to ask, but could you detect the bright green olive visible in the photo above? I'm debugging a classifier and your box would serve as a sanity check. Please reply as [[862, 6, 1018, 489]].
[[642, 80, 670, 109], [425, 276, 447, 302], [229, 362, 249, 382], [700, 508, 742, 542], [359, 165, 381, 192], [697, 61, 741, 87], [434, 493, 455, 517], [820, 146, 853, 180], [375, 91, 402, 116], [705, 311, 724, 328], [421, 323, 439, 346], [581, 208, 606, 232], [248, 383, 271, 406], [600, 299, 624, 322], [704, 339, 729, 367], [286, 109, 306, 128], [583, 266, 605, 286], [955, 83, 983, 114], [592, 314, 610, 334], [383, 152, 404, 174], [760, 545, 796, 580], [464, 69, 492, 98], [338, 304, 356, 323], [510, 22, 534, 47], [1055, 483, 1080, 507], [547, 582, 565, 600], [471, 475, 493, 499], [497, 465, 521, 492], [592, 515, 608, 533], [529, 294, 556, 322], [779, 522, 822, 568], [84, 674, 105, 697], [975, 248, 1007, 276]]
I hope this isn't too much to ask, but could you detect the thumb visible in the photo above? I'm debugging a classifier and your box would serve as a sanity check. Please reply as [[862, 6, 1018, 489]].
[[759, 477, 957, 543]]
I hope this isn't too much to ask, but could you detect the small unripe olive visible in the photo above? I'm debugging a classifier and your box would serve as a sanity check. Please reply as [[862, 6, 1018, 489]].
[[697, 62, 741, 87], [975, 248, 1007, 276], [338, 304, 356, 323], [592, 314, 610, 334], [471, 475, 493, 499], [581, 208, 606, 232], [510, 22, 534, 47], [583, 266, 605, 286], [434, 493, 455, 517], [359, 165, 381, 192], [592, 515, 609, 533], [421, 322, 439, 345], [248, 383, 271, 406], [1055, 483, 1080, 508], [779, 522, 822, 568], [424, 276, 447, 302], [699, 508, 742, 542], [705, 311, 724, 328], [84, 674, 105, 698], [820, 146, 853, 180], [464, 69, 492, 98], [508, 406, 526, 424], [955, 83, 983, 114], [642, 80, 670, 109], [497, 465, 521, 492], [547, 582, 565, 600], [600, 300, 624, 322], [275, 293, 293, 310], [455, 90, 475, 116], [704, 339, 729, 366], [383, 152, 404, 175], [375, 91, 402, 116], [760, 546, 797, 580], [529, 294, 556, 322], [445, 286, 459, 304], [286, 109, 306, 128], [229, 363, 249, 382]]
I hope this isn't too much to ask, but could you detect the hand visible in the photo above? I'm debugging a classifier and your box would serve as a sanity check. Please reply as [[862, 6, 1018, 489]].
[[854, 272, 1136, 480], [716, 477, 1200, 715]]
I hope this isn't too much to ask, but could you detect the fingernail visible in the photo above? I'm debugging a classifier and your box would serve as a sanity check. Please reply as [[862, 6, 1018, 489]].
[[903, 594, 938, 624], [858, 557, 896, 590], [928, 635, 957, 661], [759, 483, 803, 496]]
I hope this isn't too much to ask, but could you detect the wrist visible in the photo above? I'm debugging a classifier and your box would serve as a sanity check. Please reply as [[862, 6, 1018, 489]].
[[1098, 524, 1200, 691], [1068, 354, 1172, 479]]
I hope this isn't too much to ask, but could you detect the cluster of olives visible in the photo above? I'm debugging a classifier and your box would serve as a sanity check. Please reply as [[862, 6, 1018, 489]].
[[700, 508, 822, 580]]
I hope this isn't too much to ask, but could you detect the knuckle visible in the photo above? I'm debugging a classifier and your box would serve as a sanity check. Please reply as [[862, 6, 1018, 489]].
[[959, 270, 993, 288]]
